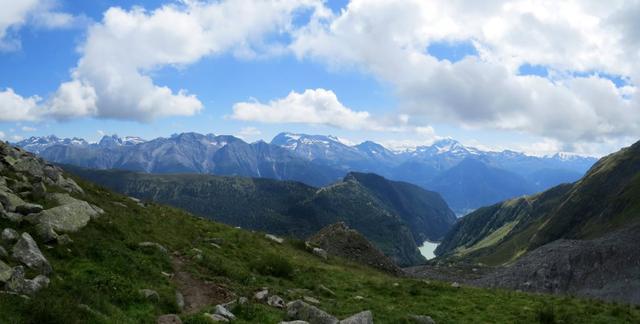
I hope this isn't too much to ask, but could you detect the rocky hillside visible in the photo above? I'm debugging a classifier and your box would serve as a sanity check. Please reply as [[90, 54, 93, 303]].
[[308, 222, 403, 276], [63, 167, 456, 267], [430, 140, 640, 304], [3, 140, 634, 323], [0, 142, 103, 297]]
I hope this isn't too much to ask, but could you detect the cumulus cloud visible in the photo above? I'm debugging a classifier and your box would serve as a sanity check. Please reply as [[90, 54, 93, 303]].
[[231, 88, 432, 133], [0, 88, 40, 122], [3, 0, 322, 122], [231, 89, 380, 130], [290, 0, 640, 147], [0, 0, 77, 51]]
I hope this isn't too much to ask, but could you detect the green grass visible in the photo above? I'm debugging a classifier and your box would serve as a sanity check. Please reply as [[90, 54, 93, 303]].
[[1, 177, 639, 323]]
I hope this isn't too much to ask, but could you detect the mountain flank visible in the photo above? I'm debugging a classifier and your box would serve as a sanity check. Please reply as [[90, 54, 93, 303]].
[[63, 166, 456, 267], [429, 139, 640, 304]]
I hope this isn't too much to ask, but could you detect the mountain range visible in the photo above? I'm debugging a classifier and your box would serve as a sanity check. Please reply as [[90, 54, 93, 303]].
[[62, 167, 457, 266], [16, 133, 597, 215]]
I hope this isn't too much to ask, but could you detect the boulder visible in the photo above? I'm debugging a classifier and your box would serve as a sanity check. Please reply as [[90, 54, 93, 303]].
[[286, 300, 338, 324], [303, 296, 320, 305], [12, 232, 52, 275], [312, 248, 328, 260], [0, 260, 13, 282], [176, 292, 185, 312], [4, 266, 49, 296], [204, 313, 229, 322], [36, 201, 98, 233], [268, 295, 286, 309], [214, 304, 236, 320], [0, 191, 25, 211], [408, 315, 436, 324], [139, 242, 168, 254], [254, 288, 269, 301], [157, 314, 182, 324], [35, 223, 59, 243], [265, 234, 284, 244], [451, 282, 460, 288], [31, 181, 46, 199], [0, 246, 7, 258], [15, 203, 43, 215], [280, 322, 311, 324], [1, 211, 23, 223], [339, 311, 373, 324], [139, 289, 160, 302], [1, 228, 19, 243]]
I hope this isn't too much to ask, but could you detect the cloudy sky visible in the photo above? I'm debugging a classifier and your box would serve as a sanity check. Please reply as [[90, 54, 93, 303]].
[[0, 0, 638, 156]]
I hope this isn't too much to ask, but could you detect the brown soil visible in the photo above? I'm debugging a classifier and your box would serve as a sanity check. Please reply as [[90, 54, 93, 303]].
[[171, 256, 233, 314]]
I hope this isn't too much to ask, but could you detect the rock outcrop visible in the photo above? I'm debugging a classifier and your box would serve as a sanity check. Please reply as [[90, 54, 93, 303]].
[[308, 222, 404, 275]]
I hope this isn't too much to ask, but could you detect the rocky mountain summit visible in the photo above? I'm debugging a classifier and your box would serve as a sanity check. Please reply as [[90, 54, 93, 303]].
[[0, 141, 102, 296]]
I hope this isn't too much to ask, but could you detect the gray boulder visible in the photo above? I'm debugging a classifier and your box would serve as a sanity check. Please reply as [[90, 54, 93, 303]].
[[12, 232, 52, 275], [1, 211, 23, 223], [286, 300, 338, 324], [139, 242, 168, 254], [1, 228, 19, 243], [139, 289, 160, 302], [340, 311, 373, 324], [0, 246, 7, 258], [176, 292, 185, 312], [36, 201, 98, 233], [5, 266, 49, 296], [0, 191, 25, 211], [280, 322, 311, 324], [214, 304, 236, 320], [0, 260, 13, 282], [254, 288, 269, 301], [268, 295, 286, 309], [15, 203, 43, 215], [312, 248, 328, 260], [157, 314, 182, 324]]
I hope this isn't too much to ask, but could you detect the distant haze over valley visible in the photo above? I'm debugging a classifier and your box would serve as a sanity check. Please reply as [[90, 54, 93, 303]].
[[16, 132, 597, 215]]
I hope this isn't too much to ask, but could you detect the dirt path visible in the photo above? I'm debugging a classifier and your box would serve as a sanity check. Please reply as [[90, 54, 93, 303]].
[[171, 256, 233, 314]]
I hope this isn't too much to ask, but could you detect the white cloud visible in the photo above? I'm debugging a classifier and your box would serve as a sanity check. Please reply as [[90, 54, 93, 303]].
[[0, 131, 5, 140], [231, 88, 379, 130], [231, 88, 442, 135], [290, 0, 640, 148], [0, 0, 77, 51], [235, 126, 262, 141], [0, 88, 40, 122], [21, 126, 36, 132], [48, 0, 322, 121]]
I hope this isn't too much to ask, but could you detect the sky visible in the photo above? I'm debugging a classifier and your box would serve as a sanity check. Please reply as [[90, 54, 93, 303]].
[[0, 0, 639, 156]]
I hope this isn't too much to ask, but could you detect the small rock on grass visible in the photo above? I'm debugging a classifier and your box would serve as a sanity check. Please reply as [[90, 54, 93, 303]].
[[214, 304, 236, 320]]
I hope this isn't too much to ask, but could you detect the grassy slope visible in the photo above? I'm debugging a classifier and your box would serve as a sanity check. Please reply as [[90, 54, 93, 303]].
[[1, 177, 639, 323]]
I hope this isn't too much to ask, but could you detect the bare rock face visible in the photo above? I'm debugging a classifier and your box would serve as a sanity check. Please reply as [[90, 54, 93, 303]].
[[308, 222, 404, 276], [12, 232, 52, 275], [0, 260, 13, 283], [286, 300, 338, 324], [339, 311, 373, 324], [473, 224, 640, 305]]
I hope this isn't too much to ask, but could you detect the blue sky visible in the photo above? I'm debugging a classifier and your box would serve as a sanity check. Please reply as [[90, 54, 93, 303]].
[[1, 0, 638, 156]]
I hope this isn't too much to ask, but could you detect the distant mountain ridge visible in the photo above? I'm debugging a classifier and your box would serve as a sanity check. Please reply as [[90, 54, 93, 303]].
[[16, 132, 597, 214], [63, 167, 457, 266]]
